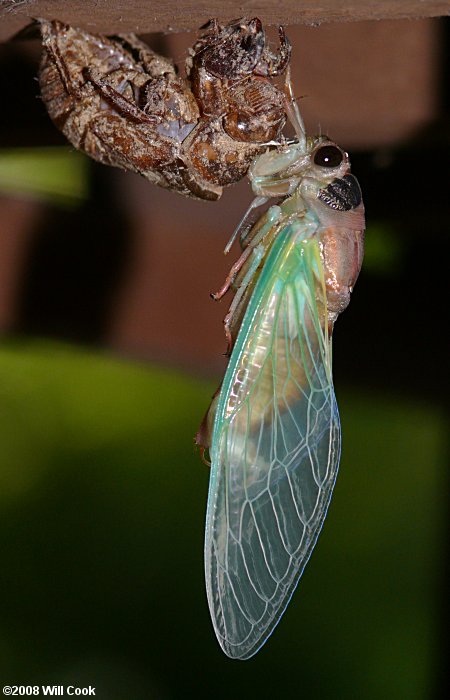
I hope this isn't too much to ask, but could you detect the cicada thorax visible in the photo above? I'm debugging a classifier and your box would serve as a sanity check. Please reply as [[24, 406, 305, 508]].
[[180, 78, 286, 188], [180, 119, 265, 189], [223, 79, 286, 144]]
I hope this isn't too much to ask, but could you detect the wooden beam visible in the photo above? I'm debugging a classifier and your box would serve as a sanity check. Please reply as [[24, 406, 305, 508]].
[[1, 0, 449, 41]]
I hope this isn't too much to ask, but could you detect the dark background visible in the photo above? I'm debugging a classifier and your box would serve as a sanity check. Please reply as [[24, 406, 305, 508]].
[[0, 16, 448, 700]]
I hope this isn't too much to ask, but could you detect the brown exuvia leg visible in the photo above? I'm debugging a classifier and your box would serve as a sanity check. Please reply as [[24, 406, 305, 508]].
[[82, 67, 160, 125]]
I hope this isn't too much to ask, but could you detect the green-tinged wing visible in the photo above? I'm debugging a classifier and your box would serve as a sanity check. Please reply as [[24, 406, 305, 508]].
[[205, 226, 341, 660]]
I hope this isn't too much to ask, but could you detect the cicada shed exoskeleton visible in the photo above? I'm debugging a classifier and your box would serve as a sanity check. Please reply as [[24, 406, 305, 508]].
[[38, 18, 291, 200]]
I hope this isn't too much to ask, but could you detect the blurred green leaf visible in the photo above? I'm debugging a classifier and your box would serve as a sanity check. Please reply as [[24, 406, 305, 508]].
[[0, 147, 88, 206], [363, 221, 402, 274], [0, 339, 445, 698]]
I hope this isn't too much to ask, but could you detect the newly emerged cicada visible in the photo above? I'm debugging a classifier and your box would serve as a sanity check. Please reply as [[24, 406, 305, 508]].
[[198, 75, 365, 659]]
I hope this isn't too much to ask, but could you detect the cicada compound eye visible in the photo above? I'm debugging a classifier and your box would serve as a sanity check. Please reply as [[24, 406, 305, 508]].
[[313, 144, 344, 168]]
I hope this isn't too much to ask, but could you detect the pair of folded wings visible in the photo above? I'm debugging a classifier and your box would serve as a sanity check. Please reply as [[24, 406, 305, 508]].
[[205, 227, 341, 660]]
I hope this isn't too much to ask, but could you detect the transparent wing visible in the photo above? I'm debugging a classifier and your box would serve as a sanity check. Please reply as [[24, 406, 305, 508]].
[[205, 228, 341, 660]]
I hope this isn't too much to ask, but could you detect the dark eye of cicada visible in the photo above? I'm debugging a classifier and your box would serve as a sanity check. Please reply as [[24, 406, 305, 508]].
[[313, 145, 344, 168]]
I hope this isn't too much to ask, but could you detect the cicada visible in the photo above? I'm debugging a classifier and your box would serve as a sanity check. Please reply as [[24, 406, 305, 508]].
[[38, 17, 289, 200], [197, 75, 365, 659]]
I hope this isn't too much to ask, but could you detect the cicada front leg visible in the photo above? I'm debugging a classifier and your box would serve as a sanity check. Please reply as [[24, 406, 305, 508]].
[[81, 67, 161, 126]]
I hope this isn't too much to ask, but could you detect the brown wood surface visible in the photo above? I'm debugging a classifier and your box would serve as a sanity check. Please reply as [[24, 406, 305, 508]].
[[1, 0, 450, 40]]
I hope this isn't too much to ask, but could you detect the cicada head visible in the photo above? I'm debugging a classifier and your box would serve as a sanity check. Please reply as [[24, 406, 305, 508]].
[[249, 136, 352, 199], [188, 18, 290, 82], [247, 134, 364, 324]]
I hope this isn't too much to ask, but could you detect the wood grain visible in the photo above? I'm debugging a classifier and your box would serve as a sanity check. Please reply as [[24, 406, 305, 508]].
[[1, 0, 449, 41]]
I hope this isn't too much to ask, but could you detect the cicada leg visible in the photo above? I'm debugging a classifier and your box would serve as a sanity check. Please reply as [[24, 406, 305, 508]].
[[82, 67, 160, 125], [283, 66, 306, 147], [270, 26, 292, 76], [223, 195, 268, 254], [210, 245, 255, 301], [39, 19, 82, 98], [195, 386, 221, 457], [213, 201, 285, 301], [214, 204, 287, 353], [222, 244, 265, 355]]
